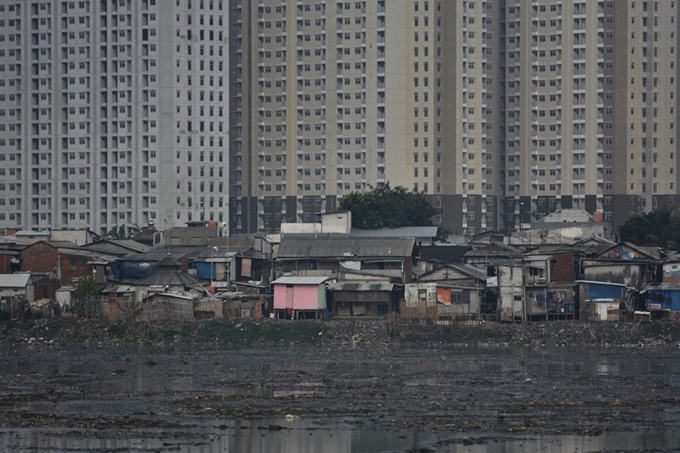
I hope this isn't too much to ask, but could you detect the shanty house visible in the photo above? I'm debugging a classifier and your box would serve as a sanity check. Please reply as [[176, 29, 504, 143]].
[[402, 282, 481, 323], [275, 237, 415, 283], [21, 241, 117, 285], [640, 283, 680, 321], [142, 292, 194, 321], [417, 263, 487, 286], [134, 257, 207, 298], [463, 242, 522, 266], [327, 281, 401, 317], [350, 226, 438, 246], [272, 276, 329, 319], [98, 286, 138, 321], [577, 280, 626, 321], [0, 273, 36, 303]]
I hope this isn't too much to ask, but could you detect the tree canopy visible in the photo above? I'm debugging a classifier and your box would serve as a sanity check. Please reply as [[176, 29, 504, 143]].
[[105, 224, 140, 240], [618, 206, 680, 250], [338, 183, 439, 230]]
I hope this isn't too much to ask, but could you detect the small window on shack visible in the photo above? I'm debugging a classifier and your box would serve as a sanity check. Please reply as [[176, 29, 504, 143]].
[[418, 289, 427, 302], [451, 292, 465, 305], [529, 267, 543, 276]]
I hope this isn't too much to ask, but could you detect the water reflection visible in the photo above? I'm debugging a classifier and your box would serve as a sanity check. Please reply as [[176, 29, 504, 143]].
[[3, 420, 680, 453], [5, 345, 680, 452]]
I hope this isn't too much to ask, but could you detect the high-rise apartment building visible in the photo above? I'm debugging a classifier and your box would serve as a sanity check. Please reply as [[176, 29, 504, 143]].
[[504, 1, 605, 229], [2, 0, 679, 238], [603, 0, 680, 231], [0, 0, 229, 235], [231, 0, 490, 235], [231, 0, 680, 238]]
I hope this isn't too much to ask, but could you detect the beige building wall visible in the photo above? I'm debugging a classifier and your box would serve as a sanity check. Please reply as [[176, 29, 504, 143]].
[[604, 0, 680, 236], [504, 1, 604, 229], [231, 0, 454, 234]]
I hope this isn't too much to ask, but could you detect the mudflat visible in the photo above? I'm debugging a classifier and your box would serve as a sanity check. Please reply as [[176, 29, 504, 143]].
[[1, 340, 680, 452]]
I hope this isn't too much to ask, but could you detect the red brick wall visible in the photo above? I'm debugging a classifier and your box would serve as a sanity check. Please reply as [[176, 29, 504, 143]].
[[551, 252, 576, 282], [22, 244, 93, 285], [0, 255, 12, 274], [60, 252, 93, 284], [22, 243, 58, 273]]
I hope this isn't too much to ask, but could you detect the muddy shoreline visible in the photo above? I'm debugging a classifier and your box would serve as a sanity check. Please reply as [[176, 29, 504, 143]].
[[3, 317, 680, 348]]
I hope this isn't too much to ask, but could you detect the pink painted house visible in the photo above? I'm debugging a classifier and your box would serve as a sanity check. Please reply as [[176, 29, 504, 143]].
[[272, 276, 329, 319]]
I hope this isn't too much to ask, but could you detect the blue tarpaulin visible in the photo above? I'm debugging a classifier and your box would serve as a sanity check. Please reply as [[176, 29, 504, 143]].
[[648, 289, 680, 311], [587, 283, 624, 300], [118, 261, 159, 279], [195, 262, 217, 280]]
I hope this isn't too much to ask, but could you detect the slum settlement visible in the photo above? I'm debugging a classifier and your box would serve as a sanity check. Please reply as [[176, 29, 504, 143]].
[[0, 210, 676, 325]]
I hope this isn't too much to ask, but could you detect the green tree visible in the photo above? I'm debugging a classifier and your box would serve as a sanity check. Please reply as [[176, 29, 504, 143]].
[[74, 276, 106, 318], [339, 183, 439, 229], [619, 206, 680, 250], [105, 224, 140, 240]]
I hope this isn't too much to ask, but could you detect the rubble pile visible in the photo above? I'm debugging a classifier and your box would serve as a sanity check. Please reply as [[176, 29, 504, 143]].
[[3, 317, 680, 348]]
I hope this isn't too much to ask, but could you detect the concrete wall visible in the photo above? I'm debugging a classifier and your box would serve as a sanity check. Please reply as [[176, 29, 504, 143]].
[[663, 263, 680, 284], [0, 286, 32, 303], [497, 266, 525, 322], [437, 288, 480, 317], [321, 212, 351, 234], [50, 230, 96, 246], [194, 299, 224, 319], [402, 283, 438, 319], [15, 233, 51, 246], [584, 264, 642, 287], [280, 223, 322, 234]]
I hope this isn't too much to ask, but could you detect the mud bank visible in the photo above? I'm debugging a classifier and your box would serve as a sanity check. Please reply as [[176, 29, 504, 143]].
[[3, 317, 680, 348]]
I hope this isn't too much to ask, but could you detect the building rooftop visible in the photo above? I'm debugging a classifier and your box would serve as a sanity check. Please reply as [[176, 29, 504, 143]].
[[272, 276, 329, 285], [276, 237, 415, 259], [350, 226, 438, 239], [0, 273, 32, 288]]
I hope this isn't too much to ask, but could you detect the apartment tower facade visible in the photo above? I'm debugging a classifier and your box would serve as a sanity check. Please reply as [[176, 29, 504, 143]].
[[0, 0, 229, 235], [2, 1, 679, 237], [230, 0, 506, 235]]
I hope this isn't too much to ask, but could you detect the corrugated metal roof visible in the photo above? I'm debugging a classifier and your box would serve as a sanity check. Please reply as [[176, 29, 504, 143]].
[[535, 209, 594, 225], [15, 231, 50, 237], [327, 281, 394, 292], [350, 226, 438, 238], [146, 292, 193, 301], [83, 240, 150, 255], [101, 285, 136, 294], [272, 276, 329, 285], [0, 273, 31, 287], [126, 245, 250, 261], [523, 255, 552, 261], [276, 237, 415, 259], [137, 270, 204, 288]]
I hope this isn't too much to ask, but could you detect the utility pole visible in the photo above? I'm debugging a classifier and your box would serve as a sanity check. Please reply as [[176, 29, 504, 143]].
[[520, 201, 525, 246]]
